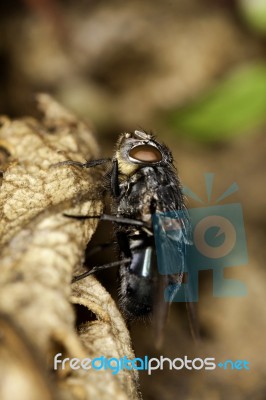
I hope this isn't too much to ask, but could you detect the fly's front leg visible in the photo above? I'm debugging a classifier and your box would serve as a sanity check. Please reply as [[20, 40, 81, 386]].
[[51, 158, 111, 169], [63, 212, 147, 229], [72, 258, 131, 283]]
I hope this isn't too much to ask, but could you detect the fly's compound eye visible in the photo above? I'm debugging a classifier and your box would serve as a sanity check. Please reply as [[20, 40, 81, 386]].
[[128, 145, 162, 163]]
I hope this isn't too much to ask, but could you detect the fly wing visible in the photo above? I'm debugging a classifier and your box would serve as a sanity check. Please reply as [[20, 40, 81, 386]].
[[152, 209, 189, 276], [152, 210, 199, 342]]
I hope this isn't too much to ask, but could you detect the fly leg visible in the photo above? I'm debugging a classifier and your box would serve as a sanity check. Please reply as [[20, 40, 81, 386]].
[[63, 213, 154, 238], [62, 212, 149, 282], [63, 212, 148, 228], [72, 239, 128, 283], [51, 158, 111, 168], [72, 258, 131, 283]]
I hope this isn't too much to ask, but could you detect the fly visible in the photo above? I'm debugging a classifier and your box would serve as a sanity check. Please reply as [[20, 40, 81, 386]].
[[56, 130, 196, 344]]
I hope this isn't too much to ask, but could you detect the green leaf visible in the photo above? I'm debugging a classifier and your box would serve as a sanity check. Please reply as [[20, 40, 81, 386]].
[[239, 0, 266, 35], [168, 64, 266, 141]]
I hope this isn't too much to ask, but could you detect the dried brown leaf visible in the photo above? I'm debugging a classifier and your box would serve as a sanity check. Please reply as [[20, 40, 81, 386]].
[[0, 95, 140, 400]]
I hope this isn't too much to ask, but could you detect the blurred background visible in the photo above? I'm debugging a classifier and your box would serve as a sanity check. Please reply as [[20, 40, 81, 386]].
[[1, 0, 266, 399]]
